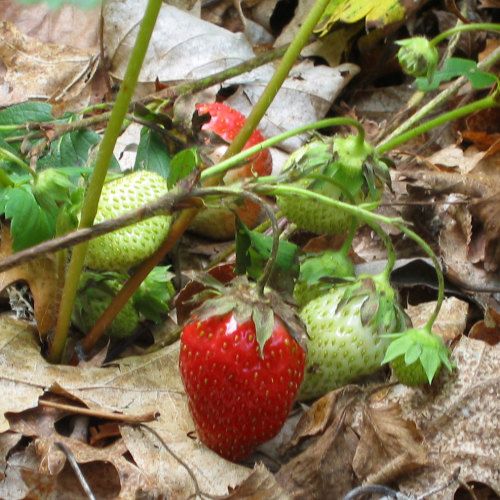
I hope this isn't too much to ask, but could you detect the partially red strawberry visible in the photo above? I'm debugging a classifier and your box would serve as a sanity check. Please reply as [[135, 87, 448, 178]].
[[189, 102, 272, 240], [179, 277, 306, 462]]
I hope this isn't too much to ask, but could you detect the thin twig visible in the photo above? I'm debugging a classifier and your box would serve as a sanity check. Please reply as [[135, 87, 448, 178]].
[[0, 189, 191, 273], [55, 442, 96, 500], [40, 399, 159, 424]]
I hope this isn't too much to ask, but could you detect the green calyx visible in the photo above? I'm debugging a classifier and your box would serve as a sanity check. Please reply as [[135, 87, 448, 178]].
[[396, 37, 439, 78], [382, 327, 454, 385], [331, 134, 373, 177]]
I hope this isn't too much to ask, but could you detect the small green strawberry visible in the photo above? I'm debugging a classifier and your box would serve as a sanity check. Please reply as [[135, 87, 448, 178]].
[[74, 266, 175, 339], [293, 250, 355, 308], [85, 171, 171, 271], [383, 327, 453, 386], [276, 137, 389, 235], [298, 273, 407, 400], [73, 272, 139, 339]]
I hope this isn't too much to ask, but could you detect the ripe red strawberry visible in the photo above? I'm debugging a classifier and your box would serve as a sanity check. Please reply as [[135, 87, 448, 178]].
[[179, 277, 306, 462], [189, 102, 272, 240]]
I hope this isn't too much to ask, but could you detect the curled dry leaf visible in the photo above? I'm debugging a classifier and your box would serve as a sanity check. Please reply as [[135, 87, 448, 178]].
[[0, 225, 59, 338], [469, 306, 500, 346]]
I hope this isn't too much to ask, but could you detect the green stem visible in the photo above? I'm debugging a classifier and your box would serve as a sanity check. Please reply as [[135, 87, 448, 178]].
[[48, 0, 163, 363], [369, 223, 396, 280], [430, 23, 500, 46], [200, 117, 364, 182], [376, 94, 497, 155], [222, 0, 333, 160], [340, 220, 357, 256], [258, 184, 445, 330], [0, 169, 15, 187], [0, 148, 36, 178]]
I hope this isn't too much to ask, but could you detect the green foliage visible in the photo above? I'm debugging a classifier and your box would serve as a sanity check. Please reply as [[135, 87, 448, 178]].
[[167, 148, 199, 188], [416, 57, 497, 91], [16, 0, 100, 9], [134, 127, 171, 179], [235, 219, 299, 293]]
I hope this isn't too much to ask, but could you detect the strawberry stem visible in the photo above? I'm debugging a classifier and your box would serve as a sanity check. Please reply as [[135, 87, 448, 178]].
[[0, 147, 36, 179], [376, 94, 498, 155], [258, 184, 445, 331], [200, 117, 365, 182], [430, 23, 500, 47], [48, 0, 164, 363], [0, 169, 15, 187]]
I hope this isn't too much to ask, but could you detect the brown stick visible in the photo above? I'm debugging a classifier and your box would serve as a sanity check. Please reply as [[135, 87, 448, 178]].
[[40, 399, 159, 423]]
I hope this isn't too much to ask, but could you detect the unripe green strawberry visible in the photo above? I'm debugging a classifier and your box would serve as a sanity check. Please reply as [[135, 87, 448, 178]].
[[293, 250, 355, 308], [383, 327, 453, 386], [277, 137, 388, 235], [73, 272, 139, 339], [298, 274, 407, 400], [86, 171, 171, 271]]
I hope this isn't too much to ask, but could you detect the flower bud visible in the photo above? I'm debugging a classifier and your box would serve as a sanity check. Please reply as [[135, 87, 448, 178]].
[[396, 37, 438, 78]]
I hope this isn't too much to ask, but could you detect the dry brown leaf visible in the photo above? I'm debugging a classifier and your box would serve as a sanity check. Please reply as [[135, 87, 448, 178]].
[[0, 316, 252, 496], [470, 306, 500, 346], [0, 225, 59, 337], [352, 403, 427, 484], [222, 463, 288, 499], [0, 21, 99, 106], [276, 386, 360, 498], [405, 297, 469, 342], [392, 336, 500, 498]]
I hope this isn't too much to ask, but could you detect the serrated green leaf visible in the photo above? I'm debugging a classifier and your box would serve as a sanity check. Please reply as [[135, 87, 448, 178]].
[[382, 334, 415, 364], [405, 342, 422, 364], [4, 187, 54, 251], [419, 345, 441, 383], [167, 148, 198, 189], [252, 306, 275, 356], [38, 129, 108, 169], [134, 127, 171, 178]]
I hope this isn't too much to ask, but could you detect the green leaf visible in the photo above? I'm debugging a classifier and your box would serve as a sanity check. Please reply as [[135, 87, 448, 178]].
[[299, 250, 354, 286], [133, 266, 175, 323], [134, 127, 171, 178], [405, 342, 422, 364], [38, 129, 105, 169], [167, 148, 198, 189], [235, 219, 299, 279], [416, 57, 498, 91], [382, 334, 415, 364], [419, 345, 441, 383], [3, 187, 54, 251], [252, 306, 275, 356], [0, 102, 53, 130]]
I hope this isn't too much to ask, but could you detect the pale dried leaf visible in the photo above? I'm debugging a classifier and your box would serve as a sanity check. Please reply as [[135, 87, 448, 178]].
[[0, 0, 100, 49], [0, 316, 251, 496], [0, 225, 59, 337], [104, 2, 255, 83], [405, 297, 469, 342], [226, 61, 359, 152], [392, 336, 500, 498], [0, 21, 99, 106]]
